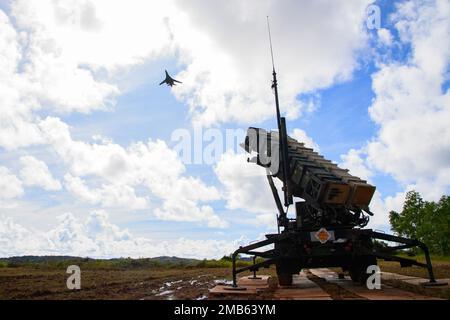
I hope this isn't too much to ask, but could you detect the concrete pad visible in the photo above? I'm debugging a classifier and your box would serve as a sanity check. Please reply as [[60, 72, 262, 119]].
[[209, 275, 274, 296], [310, 269, 441, 300], [310, 268, 342, 279], [273, 271, 331, 300], [338, 283, 440, 300], [274, 288, 331, 299], [381, 272, 450, 288], [292, 272, 323, 288], [210, 269, 445, 300], [237, 275, 272, 287], [403, 278, 450, 287], [210, 272, 332, 300], [381, 272, 420, 281], [209, 285, 259, 296]]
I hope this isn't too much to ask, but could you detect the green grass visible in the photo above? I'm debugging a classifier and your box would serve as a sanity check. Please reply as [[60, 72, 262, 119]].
[[194, 258, 253, 268], [0, 256, 255, 270], [395, 253, 450, 263], [1, 258, 167, 270]]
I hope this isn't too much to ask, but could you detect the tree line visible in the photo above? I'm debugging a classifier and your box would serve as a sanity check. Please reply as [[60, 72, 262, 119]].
[[389, 191, 450, 256]]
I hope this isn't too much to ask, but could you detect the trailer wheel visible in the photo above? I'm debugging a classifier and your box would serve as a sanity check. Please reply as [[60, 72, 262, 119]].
[[349, 257, 377, 285], [349, 266, 364, 284], [277, 273, 293, 286], [349, 258, 377, 284]]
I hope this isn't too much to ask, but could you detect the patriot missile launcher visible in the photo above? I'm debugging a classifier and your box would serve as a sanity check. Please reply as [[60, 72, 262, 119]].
[[234, 127, 439, 286], [226, 20, 445, 288], [229, 125, 443, 287]]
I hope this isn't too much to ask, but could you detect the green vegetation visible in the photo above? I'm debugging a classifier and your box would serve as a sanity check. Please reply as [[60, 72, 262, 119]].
[[0, 256, 192, 269], [389, 191, 450, 256], [394, 253, 450, 264], [194, 255, 259, 268], [0, 255, 256, 270]]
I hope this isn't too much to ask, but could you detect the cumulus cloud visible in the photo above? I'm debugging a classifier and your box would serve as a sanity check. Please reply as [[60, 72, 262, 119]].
[[63, 174, 148, 210], [0, 211, 242, 259], [1, 0, 372, 125], [0, 216, 46, 255], [0, 0, 375, 230], [172, 0, 372, 126], [2, 0, 374, 130], [38, 117, 224, 226], [339, 0, 450, 228], [367, 0, 450, 199], [291, 128, 320, 151], [214, 151, 281, 219], [377, 28, 393, 46], [11, 0, 175, 71], [19, 156, 62, 191], [0, 11, 45, 150], [339, 149, 372, 182], [0, 0, 374, 148], [0, 3, 121, 151], [212, 132, 324, 228], [4, 0, 444, 254], [0, 167, 24, 200], [154, 200, 227, 228]]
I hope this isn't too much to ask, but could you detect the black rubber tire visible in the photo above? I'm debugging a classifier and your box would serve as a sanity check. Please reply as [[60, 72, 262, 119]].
[[349, 256, 377, 285], [277, 273, 293, 286], [349, 266, 364, 283]]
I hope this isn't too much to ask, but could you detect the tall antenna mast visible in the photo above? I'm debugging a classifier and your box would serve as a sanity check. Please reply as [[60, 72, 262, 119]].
[[266, 17, 293, 212], [267, 16, 276, 72], [266, 16, 282, 132]]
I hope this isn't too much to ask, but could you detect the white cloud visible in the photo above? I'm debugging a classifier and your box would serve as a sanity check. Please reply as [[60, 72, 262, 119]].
[[11, 0, 175, 71], [291, 128, 320, 151], [172, 0, 372, 126], [0, 216, 47, 256], [0, 0, 375, 151], [38, 116, 224, 226], [154, 200, 227, 229], [0, 167, 23, 200], [0, 11, 20, 75], [338, 0, 450, 229], [366, 0, 450, 200], [0, 211, 242, 259], [377, 28, 393, 46], [214, 151, 282, 222], [0, 3, 118, 151], [19, 156, 62, 191], [0, 0, 375, 231], [63, 174, 148, 210], [4, 0, 373, 129], [339, 148, 372, 182], [5, 0, 446, 254], [0, 11, 45, 150]]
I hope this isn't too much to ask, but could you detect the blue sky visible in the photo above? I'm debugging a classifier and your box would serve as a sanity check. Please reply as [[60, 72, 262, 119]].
[[0, 0, 449, 258]]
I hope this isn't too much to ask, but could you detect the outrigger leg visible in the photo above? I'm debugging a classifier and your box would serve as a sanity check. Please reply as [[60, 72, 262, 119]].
[[369, 231, 447, 286], [227, 236, 280, 290]]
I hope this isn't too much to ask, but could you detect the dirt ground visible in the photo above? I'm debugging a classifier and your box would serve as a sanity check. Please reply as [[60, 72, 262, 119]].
[[0, 266, 235, 300], [0, 262, 448, 300]]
